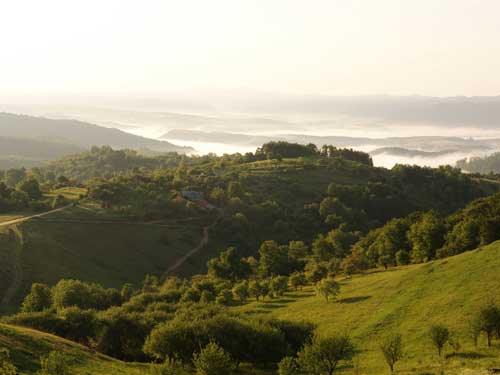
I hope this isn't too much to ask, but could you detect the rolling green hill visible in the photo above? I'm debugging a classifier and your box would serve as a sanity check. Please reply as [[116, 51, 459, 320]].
[[0, 323, 148, 375], [237, 241, 500, 374], [177, 157, 500, 276], [2, 241, 500, 374], [0, 203, 204, 311]]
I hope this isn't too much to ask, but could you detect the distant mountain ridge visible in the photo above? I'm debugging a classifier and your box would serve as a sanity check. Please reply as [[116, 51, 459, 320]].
[[0, 112, 191, 153]]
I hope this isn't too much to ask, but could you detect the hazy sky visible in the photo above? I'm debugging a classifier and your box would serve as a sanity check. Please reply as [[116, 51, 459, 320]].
[[1, 0, 500, 97]]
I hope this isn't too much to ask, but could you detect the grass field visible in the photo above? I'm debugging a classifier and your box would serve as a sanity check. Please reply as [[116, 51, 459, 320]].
[[0, 187, 85, 224], [46, 187, 88, 201], [0, 323, 149, 375], [2, 242, 500, 374], [235, 242, 500, 374], [0, 204, 204, 310]]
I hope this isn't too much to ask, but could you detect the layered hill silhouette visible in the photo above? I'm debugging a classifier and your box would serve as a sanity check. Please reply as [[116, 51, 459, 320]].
[[0, 113, 192, 169]]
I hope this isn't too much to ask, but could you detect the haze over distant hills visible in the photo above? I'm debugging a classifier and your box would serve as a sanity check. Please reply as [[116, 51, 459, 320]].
[[3, 94, 500, 168], [160, 129, 500, 168], [0, 113, 191, 169], [5, 94, 500, 134]]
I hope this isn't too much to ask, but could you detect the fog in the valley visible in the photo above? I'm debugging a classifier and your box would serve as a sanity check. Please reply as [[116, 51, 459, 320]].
[[4, 94, 500, 169], [2, 1, 500, 169]]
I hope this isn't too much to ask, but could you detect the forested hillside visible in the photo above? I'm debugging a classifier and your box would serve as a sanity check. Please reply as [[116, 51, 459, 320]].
[[2, 141, 500, 375], [1, 142, 498, 303], [0, 137, 83, 169]]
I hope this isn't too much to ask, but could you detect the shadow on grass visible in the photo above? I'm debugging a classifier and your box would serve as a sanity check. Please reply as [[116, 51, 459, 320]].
[[243, 309, 272, 315], [286, 291, 315, 298], [243, 297, 297, 310], [446, 351, 491, 360], [338, 296, 371, 304]]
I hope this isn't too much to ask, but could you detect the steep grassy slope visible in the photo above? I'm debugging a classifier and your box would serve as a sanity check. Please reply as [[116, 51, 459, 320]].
[[3, 241, 500, 375], [0, 323, 148, 374], [238, 242, 500, 374], [0, 204, 203, 310]]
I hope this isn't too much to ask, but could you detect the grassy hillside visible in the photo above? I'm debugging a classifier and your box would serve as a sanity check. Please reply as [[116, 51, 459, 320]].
[[237, 241, 500, 374], [3, 241, 500, 374], [0, 203, 204, 310], [0, 323, 148, 374]]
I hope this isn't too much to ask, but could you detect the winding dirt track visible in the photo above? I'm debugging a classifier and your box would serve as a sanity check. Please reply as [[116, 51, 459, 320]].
[[0, 205, 221, 305], [1, 205, 72, 306], [163, 225, 210, 277], [0, 205, 72, 227], [162, 210, 223, 278]]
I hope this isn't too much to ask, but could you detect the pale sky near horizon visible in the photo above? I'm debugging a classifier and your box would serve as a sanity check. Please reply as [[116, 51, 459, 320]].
[[1, 0, 499, 98]]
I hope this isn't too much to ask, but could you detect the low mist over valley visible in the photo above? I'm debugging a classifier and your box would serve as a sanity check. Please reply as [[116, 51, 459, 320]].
[[4, 94, 500, 169]]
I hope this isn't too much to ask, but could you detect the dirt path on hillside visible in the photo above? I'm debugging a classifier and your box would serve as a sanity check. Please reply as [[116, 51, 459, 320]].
[[0, 205, 72, 227], [162, 210, 222, 278], [27, 218, 177, 227], [0, 205, 72, 307]]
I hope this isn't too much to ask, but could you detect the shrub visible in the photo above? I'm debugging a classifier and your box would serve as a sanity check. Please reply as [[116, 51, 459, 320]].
[[395, 250, 410, 266], [94, 308, 149, 361], [232, 281, 249, 304], [315, 278, 340, 303], [144, 320, 199, 362], [0, 348, 17, 375], [149, 357, 189, 375], [270, 276, 289, 297], [199, 290, 215, 304], [298, 335, 355, 375], [249, 280, 266, 301], [263, 319, 316, 355], [0, 361, 17, 375], [21, 283, 52, 313], [278, 356, 299, 375], [144, 315, 288, 365], [4, 311, 66, 337], [37, 351, 70, 375], [290, 273, 307, 291], [193, 342, 233, 375], [429, 324, 450, 357], [472, 304, 500, 347], [57, 307, 98, 344], [215, 290, 234, 306], [52, 279, 120, 311], [380, 334, 404, 375]]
